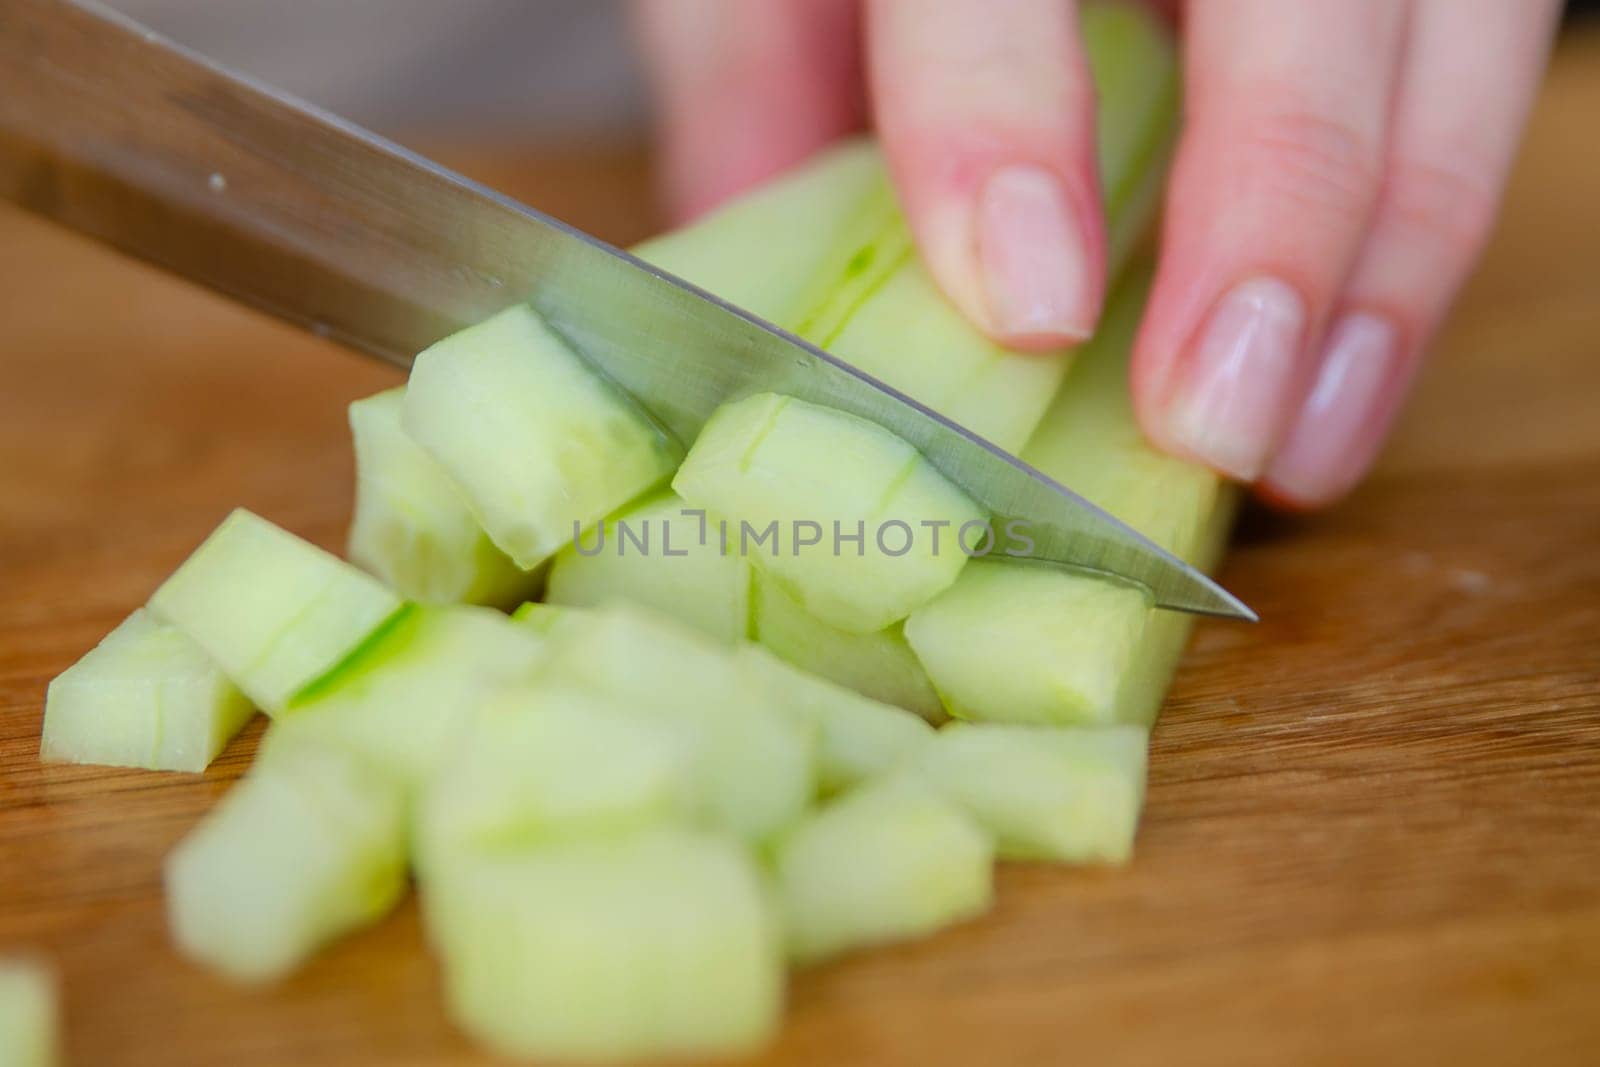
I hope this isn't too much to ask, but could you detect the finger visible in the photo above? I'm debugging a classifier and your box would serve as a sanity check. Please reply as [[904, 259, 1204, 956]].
[[1130, 0, 1408, 480], [632, 0, 864, 222], [1263, 0, 1564, 506], [866, 0, 1103, 348]]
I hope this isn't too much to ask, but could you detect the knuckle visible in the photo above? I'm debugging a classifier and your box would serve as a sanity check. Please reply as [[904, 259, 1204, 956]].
[[1378, 151, 1501, 261], [1232, 103, 1384, 225]]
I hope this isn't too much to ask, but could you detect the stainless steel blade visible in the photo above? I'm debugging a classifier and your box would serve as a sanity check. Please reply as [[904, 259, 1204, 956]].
[[0, 0, 1254, 620]]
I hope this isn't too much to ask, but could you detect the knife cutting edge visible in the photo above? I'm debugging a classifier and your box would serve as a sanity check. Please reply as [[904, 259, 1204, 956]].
[[0, 0, 1255, 621]]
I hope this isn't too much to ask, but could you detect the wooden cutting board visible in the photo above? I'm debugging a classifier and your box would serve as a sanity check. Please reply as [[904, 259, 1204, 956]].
[[3, 31, 1598, 1067]]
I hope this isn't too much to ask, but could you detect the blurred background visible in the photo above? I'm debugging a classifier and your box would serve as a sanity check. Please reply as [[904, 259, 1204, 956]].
[[108, 0, 1600, 153], [109, 1, 647, 144]]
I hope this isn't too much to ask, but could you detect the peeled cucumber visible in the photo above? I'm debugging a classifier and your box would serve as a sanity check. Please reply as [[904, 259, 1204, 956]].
[[532, 605, 815, 843], [402, 305, 681, 569], [908, 723, 1149, 863], [0, 960, 57, 1067], [504, 602, 926, 800], [633, 140, 888, 328], [415, 686, 693, 879], [148, 509, 403, 714], [347, 387, 539, 607], [266, 604, 546, 791], [735, 644, 934, 795], [546, 490, 750, 644], [752, 572, 945, 719], [674, 392, 984, 634], [547, 498, 951, 719], [165, 741, 407, 983], [429, 829, 783, 1062], [41, 609, 253, 772], [774, 777, 993, 964], [905, 270, 1237, 726]]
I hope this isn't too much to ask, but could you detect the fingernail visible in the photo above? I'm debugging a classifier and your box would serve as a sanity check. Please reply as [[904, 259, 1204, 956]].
[[1162, 277, 1306, 480], [1265, 312, 1399, 505], [976, 165, 1095, 345]]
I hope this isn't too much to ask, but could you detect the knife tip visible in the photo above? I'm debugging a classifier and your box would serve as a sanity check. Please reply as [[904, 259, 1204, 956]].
[[1159, 574, 1258, 622]]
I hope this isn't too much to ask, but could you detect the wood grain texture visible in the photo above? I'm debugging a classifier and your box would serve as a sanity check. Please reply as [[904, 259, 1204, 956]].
[[4, 36, 1599, 1067]]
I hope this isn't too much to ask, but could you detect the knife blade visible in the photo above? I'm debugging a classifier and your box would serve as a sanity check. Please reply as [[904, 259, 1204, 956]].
[[0, 0, 1254, 621]]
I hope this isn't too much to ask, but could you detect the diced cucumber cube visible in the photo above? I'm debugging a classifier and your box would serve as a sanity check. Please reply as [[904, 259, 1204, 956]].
[[41, 609, 253, 772], [753, 573, 944, 720], [148, 509, 403, 714], [429, 829, 783, 1062], [164, 742, 407, 983], [0, 959, 57, 1067], [736, 645, 933, 795], [906, 562, 1151, 725], [774, 778, 993, 964], [674, 393, 984, 634], [402, 305, 680, 569], [415, 686, 694, 879], [534, 606, 815, 843], [546, 490, 751, 644], [347, 387, 539, 607], [267, 604, 546, 791], [910, 723, 1149, 863]]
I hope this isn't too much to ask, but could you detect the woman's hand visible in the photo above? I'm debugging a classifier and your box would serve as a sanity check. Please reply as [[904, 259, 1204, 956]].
[[634, 0, 1561, 506]]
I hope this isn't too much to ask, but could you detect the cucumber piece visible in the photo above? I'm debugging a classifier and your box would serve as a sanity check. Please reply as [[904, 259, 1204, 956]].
[[0, 960, 57, 1067], [429, 829, 783, 1062], [508, 599, 571, 636], [415, 686, 693, 879], [907, 562, 1148, 724], [164, 741, 407, 983], [823, 266, 1066, 454], [402, 305, 681, 569], [909, 723, 1148, 863], [633, 139, 889, 328], [774, 778, 993, 964], [534, 606, 815, 843], [347, 387, 539, 607], [266, 604, 546, 791], [674, 393, 984, 634], [905, 270, 1239, 725], [752, 573, 944, 720], [735, 644, 934, 795], [546, 490, 751, 644], [148, 509, 403, 714], [41, 609, 253, 772]]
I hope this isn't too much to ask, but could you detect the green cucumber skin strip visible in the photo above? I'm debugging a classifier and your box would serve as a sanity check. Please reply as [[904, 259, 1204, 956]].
[[288, 603, 420, 709]]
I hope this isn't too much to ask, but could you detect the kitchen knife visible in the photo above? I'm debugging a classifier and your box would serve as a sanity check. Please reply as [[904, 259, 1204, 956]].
[[0, 0, 1254, 621]]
